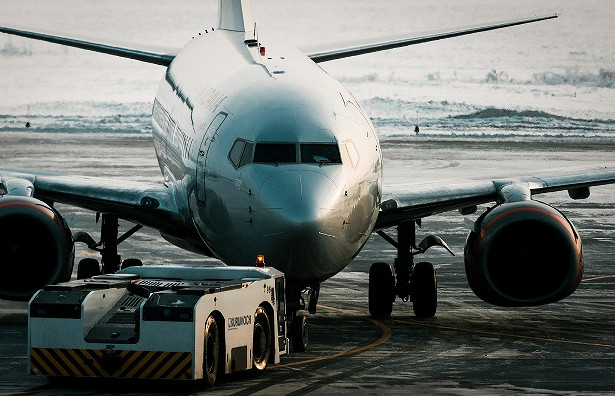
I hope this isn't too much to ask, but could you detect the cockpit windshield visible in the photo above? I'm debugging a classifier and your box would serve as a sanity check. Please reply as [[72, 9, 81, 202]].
[[230, 140, 342, 167], [254, 143, 296, 163], [300, 143, 341, 164]]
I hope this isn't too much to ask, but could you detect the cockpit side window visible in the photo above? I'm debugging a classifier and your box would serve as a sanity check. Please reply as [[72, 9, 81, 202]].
[[344, 140, 360, 169], [229, 139, 254, 169], [254, 143, 296, 163], [300, 143, 342, 164], [239, 141, 254, 167]]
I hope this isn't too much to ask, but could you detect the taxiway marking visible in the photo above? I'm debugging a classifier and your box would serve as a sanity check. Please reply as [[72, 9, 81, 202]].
[[582, 274, 615, 282], [276, 304, 391, 368]]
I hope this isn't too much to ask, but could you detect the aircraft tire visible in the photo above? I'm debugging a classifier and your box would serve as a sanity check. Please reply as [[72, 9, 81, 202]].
[[203, 315, 220, 387], [121, 258, 142, 269], [369, 262, 394, 319], [77, 258, 99, 279], [291, 314, 309, 352], [412, 261, 437, 318], [253, 307, 271, 371]]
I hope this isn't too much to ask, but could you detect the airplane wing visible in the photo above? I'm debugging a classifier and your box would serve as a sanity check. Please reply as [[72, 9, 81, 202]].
[[303, 14, 558, 63], [0, 24, 179, 66], [2, 14, 557, 66], [0, 169, 184, 232], [376, 167, 615, 229]]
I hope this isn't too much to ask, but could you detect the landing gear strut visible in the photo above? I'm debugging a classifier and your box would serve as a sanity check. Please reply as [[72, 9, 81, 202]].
[[286, 282, 319, 352], [73, 213, 143, 278], [369, 220, 453, 319]]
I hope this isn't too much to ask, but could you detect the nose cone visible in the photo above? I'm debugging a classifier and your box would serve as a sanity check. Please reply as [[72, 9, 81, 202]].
[[256, 169, 346, 279], [260, 170, 339, 226]]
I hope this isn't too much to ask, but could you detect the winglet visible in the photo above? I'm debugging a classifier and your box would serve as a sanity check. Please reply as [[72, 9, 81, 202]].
[[217, 0, 257, 41]]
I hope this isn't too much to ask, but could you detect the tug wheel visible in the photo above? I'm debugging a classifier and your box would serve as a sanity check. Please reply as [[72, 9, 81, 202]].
[[253, 307, 271, 371], [203, 315, 220, 387]]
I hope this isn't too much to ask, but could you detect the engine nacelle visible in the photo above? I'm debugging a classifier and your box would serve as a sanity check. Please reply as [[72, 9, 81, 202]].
[[464, 200, 582, 306], [0, 196, 75, 300]]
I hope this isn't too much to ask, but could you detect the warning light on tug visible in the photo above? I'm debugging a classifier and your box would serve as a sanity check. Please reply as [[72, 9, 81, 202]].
[[256, 254, 266, 267]]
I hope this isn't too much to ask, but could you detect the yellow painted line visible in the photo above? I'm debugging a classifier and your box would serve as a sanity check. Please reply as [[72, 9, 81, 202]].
[[30, 349, 53, 376], [66, 349, 96, 376], [394, 318, 615, 349], [276, 304, 391, 368], [125, 350, 155, 377], [317, 304, 363, 316], [154, 352, 186, 379], [82, 349, 107, 376], [152, 353, 176, 379], [115, 350, 141, 377], [139, 352, 168, 378], [582, 274, 615, 282], [40, 349, 69, 376], [53, 349, 81, 376], [77, 249, 99, 257], [167, 353, 193, 379]]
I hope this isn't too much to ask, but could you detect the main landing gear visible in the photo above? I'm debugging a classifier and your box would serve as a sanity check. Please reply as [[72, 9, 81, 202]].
[[73, 213, 143, 278], [369, 220, 454, 319]]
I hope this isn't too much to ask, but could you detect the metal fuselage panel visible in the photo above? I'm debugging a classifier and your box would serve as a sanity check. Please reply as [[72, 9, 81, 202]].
[[151, 31, 382, 284]]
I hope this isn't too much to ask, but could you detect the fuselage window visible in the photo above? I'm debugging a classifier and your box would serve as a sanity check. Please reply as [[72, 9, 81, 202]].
[[300, 143, 342, 164], [229, 139, 254, 169], [254, 143, 296, 163]]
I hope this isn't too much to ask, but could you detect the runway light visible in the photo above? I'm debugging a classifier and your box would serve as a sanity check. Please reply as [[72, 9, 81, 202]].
[[255, 254, 265, 267]]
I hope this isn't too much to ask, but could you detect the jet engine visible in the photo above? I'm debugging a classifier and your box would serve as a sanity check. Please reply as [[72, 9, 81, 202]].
[[0, 196, 75, 300], [464, 200, 582, 306]]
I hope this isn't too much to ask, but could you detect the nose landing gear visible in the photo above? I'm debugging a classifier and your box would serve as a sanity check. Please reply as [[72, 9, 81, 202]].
[[286, 282, 319, 352]]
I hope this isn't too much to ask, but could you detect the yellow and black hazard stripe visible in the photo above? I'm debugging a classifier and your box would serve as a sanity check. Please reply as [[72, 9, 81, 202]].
[[30, 348, 193, 380]]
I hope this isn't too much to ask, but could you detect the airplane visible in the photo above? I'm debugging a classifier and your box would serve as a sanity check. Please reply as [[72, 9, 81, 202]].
[[1, 0, 614, 352]]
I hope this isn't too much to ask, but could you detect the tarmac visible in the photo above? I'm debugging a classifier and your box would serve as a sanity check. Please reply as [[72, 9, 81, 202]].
[[0, 133, 614, 395]]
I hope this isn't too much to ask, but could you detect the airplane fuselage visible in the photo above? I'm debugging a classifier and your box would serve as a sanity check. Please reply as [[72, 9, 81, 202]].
[[151, 30, 382, 285]]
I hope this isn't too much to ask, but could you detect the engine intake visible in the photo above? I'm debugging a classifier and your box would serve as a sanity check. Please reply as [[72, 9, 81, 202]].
[[0, 196, 75, 300], [464, 200, 582, 306]]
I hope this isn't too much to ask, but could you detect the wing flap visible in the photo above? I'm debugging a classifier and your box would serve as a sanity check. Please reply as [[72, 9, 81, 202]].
[[304, 14, 558, 63], [526, 168, 615, 195], [377, 167, 615, 230], [0, 169, 184, 232], [0, 24, 179, 66], [377, 181, 497, 229]]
